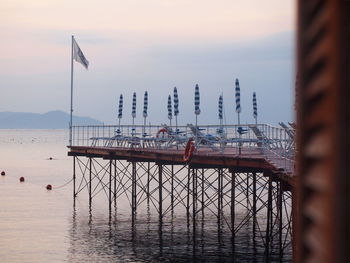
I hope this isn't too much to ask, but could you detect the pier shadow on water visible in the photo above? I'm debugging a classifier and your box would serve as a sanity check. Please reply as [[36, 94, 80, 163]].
[[67, 206, 291, 262]]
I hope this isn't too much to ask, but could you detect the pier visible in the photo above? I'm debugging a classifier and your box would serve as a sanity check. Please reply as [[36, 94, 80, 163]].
[[68, 123, 295, 261]]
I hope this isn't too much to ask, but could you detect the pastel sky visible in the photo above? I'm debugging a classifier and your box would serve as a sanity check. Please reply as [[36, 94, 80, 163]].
[[1, 0, 295, 125]]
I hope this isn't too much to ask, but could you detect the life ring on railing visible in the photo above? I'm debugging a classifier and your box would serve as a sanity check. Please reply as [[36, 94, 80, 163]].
[[183, 138, 195, 162], [156, 128, 168, 138]]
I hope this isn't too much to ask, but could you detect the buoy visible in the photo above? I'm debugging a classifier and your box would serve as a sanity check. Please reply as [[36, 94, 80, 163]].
[[19, 177, 25, 182], [49, 157, 53, 160], [1, 171, 5, 176], [46, 184, 52, 190]]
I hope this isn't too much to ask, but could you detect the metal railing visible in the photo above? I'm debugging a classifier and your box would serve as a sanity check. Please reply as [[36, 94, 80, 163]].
[[70, 123, 295, 175]]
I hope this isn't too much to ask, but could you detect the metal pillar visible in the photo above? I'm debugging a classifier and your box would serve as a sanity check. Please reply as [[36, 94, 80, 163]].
[[218, 168, 222, 225], [114, 160, 116, 208], [109, 160, 112, 215], [252, 172, 257, 241], [231, 170, 236, 240], [158, 164, 163, 225], [201, 168, 204, 219], [186, 166, 190, 224], [147, 162, 150, 203], [192, 168, 197, 235], [171, 165, 174, 214], [265, 177, 273, 261], [131, 161, 137, 225], [73, 156, 76, 205], [89, 157, 92, 209], [278, 181, 283, 261]]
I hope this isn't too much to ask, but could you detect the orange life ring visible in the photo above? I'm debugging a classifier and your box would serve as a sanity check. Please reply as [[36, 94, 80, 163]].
[[183, 138, 195, 162], [156, 128, 168, 138]]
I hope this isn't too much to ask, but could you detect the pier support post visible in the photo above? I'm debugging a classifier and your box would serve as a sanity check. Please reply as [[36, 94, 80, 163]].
[[201, 168, 204, 219], [192, 168, 197, 235], [230, 170, 236, 240], [218, 168, 222, 225], [73, 156, 76, 205], [278, 180, 283, 260], [114, 160, 116, 209], [109, 160, 112, 215], [186, 166, 190, 225], [171, 165, 174, 214], [158, 164, 163, 225], [131, 161, 137, 225], [147, 162, 150, 204], [252, 172, 257, 241], [265, 177, 273, 261], [89, 157, 92, 209]]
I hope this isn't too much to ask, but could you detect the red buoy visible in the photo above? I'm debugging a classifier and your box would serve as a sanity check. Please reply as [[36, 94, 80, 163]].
[[46, 184, 52, 190], [1, 171, 5, 176], [19, 177, 25, 182]]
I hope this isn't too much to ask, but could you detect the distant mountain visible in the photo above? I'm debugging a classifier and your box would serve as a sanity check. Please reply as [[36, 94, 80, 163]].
[[0, 110, 103, 129]]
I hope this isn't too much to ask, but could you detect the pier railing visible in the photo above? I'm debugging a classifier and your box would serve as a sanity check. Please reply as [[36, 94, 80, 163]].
[[70, 123, 295, 174]]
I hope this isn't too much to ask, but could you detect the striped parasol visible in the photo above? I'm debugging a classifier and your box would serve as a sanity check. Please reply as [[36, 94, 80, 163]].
[[173, 87, 179, 116], [118, 94, 123, 119], [253, 92, 258, 122], [168, 95, 172, 122], [218, 95, 223, 120], [132, 92, 136, 118], [194, 84, 201, 115], [235, 79, 241, 114], [143, 91, 148, 118]]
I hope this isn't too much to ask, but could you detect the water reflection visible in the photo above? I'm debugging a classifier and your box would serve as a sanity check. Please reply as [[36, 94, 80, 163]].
[[68, 207, 291, 263]]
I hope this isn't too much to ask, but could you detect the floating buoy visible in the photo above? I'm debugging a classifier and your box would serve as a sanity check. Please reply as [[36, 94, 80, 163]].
[[1, 171, 5, 176], [19, 177, 25, 182], [46, 184, 52, 190]]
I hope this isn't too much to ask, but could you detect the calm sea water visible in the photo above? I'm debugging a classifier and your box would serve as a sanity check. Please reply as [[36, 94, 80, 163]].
[[0, 129, 290, 262]]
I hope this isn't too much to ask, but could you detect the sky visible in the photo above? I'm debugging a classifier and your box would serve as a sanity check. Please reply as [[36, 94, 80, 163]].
[[1, 0, 295, 125]]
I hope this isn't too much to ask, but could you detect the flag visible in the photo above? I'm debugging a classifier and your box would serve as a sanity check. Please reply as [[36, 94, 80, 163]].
[[73, 37, 89, 69]]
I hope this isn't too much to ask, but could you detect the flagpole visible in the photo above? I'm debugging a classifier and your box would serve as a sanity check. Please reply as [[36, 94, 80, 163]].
[[69, 35, 74, 146]]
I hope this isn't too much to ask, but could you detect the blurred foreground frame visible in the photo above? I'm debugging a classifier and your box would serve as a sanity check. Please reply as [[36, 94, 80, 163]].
[[296, 0, 350, 263]]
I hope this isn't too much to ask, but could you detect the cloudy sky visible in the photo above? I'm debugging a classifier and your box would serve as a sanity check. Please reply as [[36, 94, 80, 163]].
[[1, 0, 295, 125]]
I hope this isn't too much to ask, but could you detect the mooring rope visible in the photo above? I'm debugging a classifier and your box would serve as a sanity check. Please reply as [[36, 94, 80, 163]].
[[52, 178, 73, 189]]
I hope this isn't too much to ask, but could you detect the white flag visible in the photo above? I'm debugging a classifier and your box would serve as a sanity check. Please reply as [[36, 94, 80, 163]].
[[73, 38, 89, 69]]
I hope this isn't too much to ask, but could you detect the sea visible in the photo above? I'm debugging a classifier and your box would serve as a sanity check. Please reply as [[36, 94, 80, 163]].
[[0, 129, 291, 262]]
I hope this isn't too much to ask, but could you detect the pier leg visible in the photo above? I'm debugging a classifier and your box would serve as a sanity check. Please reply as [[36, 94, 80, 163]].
[[230, 170, 236, 240], [252, 172, 257, 242], [201, 169, 204, 219], [109, 160, 112, 216], [278, 181, 283, 261], [132, 161, 137, 225], [171, 165, 174, 215], [73, 156, 76, 205], [147, 162, 150, 204], [192, 169, 197, 235], [218, 168, 222, 225], [158, 164, 163, 225], [186, 166, 190, 225], [265, 177, 273, 261], [246, 173, 250, 209], [114, 160, 117, 209], [89, 157, 92, 209]]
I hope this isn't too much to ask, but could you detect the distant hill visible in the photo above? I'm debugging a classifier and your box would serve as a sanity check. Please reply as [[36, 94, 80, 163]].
[[0, 110, 103, 129]]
